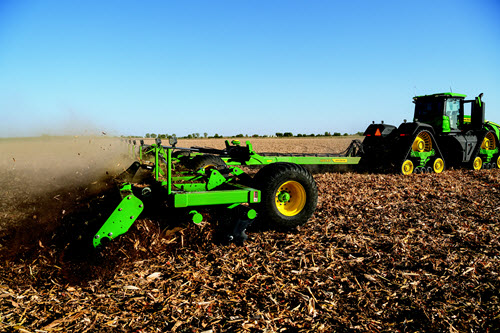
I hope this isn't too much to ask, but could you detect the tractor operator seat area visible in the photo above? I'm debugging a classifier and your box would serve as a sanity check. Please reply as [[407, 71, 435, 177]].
[[445, 98, 460, 130]]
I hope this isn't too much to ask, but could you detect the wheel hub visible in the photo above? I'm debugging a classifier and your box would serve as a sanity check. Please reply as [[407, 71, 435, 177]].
[[277, 191, 291, 203], [275, 181, 306, 216]]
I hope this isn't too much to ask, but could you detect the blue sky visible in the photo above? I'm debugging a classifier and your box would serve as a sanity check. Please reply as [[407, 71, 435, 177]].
[[1, 0, 499, 137]]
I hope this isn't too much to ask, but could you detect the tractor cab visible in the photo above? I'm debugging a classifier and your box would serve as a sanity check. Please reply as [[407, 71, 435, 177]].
[[413, 93, 485, 134], [413, 93, 467, 134]]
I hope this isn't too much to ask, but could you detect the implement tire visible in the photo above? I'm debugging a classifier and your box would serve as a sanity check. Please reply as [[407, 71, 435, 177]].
[[253, 162, 318, 230], [190, 155, 226, 171]]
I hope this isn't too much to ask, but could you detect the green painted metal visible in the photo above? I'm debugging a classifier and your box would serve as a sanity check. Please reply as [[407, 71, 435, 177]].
[[247, 209, 257, 220], [173, 188, 260, 208], [166, 148, 172, 195], [93, 193, 144, 248], [278, 191, 291, 202], [410, 150, 435, 167], [189, 210, 203, 224], [414, 92, 467, 99], [175, 183, 207, 192], [479, 147, 498, 163], [485, 121, 500, 141], [206, 169, 227, 190], [442, 115, 451, 133], [224, 155, 361, 166]]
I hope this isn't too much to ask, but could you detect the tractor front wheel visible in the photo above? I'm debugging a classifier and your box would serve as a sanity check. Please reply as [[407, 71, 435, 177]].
[[253, 162, 318, 230]]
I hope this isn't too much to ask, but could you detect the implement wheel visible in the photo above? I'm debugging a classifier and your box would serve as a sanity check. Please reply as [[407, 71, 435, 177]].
[[472, 156, 482, 170], [190, 155, 226, 171], [497, 155, 500, 169], [253, 162, 317, 230], [401, 160, 414, 175], [433, 158, 445, 174]]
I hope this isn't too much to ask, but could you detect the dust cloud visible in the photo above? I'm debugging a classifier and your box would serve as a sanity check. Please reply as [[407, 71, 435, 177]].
[[0, 136, 133, 242]]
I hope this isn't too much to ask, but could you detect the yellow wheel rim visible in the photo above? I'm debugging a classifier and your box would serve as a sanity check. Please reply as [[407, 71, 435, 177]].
[[412, 132, 432, 152], [481, 132, 496, 150], [433, 158, 444, 173], [203, 164, 216, 170], [401, 160, 414, 175], [497, 155, 500, 169], [473, 157, 482, 170], [275, 181, 306, 216]]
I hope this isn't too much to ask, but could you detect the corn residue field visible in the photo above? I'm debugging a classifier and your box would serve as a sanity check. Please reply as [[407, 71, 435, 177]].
[[0, 136, 499, 332]]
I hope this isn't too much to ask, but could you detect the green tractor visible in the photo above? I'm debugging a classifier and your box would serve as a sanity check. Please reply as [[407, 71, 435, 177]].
[[361, 93, 500, 174]]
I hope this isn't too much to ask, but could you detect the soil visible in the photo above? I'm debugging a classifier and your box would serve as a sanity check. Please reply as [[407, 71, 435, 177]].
[[0, 137, 498, 332]]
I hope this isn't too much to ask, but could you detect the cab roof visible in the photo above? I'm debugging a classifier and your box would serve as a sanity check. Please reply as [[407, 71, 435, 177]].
[[413, 92, 467, 100]]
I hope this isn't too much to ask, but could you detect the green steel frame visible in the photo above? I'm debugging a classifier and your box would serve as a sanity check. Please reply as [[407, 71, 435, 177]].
[[93, 142, 261, 248]]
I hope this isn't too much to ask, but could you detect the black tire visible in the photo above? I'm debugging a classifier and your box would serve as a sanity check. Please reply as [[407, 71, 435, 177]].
[[252, 162, 318, 230], [190, 155, 226, 171]]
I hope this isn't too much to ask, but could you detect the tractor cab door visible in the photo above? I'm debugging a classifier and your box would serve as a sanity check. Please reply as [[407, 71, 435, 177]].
[[444, 98, 461, 132]]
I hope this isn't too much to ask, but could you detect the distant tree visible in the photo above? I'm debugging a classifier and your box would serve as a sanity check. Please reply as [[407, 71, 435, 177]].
[[324, 131, 331, 136], [297, 134, 302, 137], [343, 133, 349, 136], [333, 132, 341, 136], [276, 132, 283, 137], [151, 133, 157, 138], [309, 134, 315, 137], [204, 132, 208, 138], [235, 134, 244, 138], [263, 135, 268, 138], [145, 133, 151, 138], [284, 132, 293, 137], [214, 133, 220, 138], [252, 134, 259, 137], [187, 134, 193, 139]]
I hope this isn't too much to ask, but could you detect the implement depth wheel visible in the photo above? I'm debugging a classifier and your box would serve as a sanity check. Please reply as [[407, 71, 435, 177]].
[[433, 158, 445, 174], [190, 155, 226, 171], [253, 162, 318, 230], [472, 156, 482, 170], [401, 160, 414, 175], [497, 155, 500, 169]]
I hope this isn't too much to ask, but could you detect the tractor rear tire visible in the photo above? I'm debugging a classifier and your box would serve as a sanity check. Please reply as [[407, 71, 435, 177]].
[[190, 155, 226, 171], [252, 162, 318, 230]]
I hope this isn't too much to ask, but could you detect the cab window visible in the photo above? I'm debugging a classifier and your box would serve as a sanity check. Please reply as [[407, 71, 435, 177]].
[[445, 98, 460, 130]]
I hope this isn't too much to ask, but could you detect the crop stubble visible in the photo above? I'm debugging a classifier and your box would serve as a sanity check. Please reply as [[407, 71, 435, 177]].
[[0, 136, 499, 332]]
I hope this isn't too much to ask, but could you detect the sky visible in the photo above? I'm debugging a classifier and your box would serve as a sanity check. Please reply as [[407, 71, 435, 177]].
[[0, 0, 499, 138]]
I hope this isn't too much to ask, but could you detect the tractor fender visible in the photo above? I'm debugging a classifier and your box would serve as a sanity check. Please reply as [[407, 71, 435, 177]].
[[484, 121, 500, 145], [397, 122, 435, 137], [363, 123, 398, 137]]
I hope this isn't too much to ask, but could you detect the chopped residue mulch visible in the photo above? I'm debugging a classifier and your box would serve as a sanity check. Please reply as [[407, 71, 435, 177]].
[[0, 169, 499, 332]]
